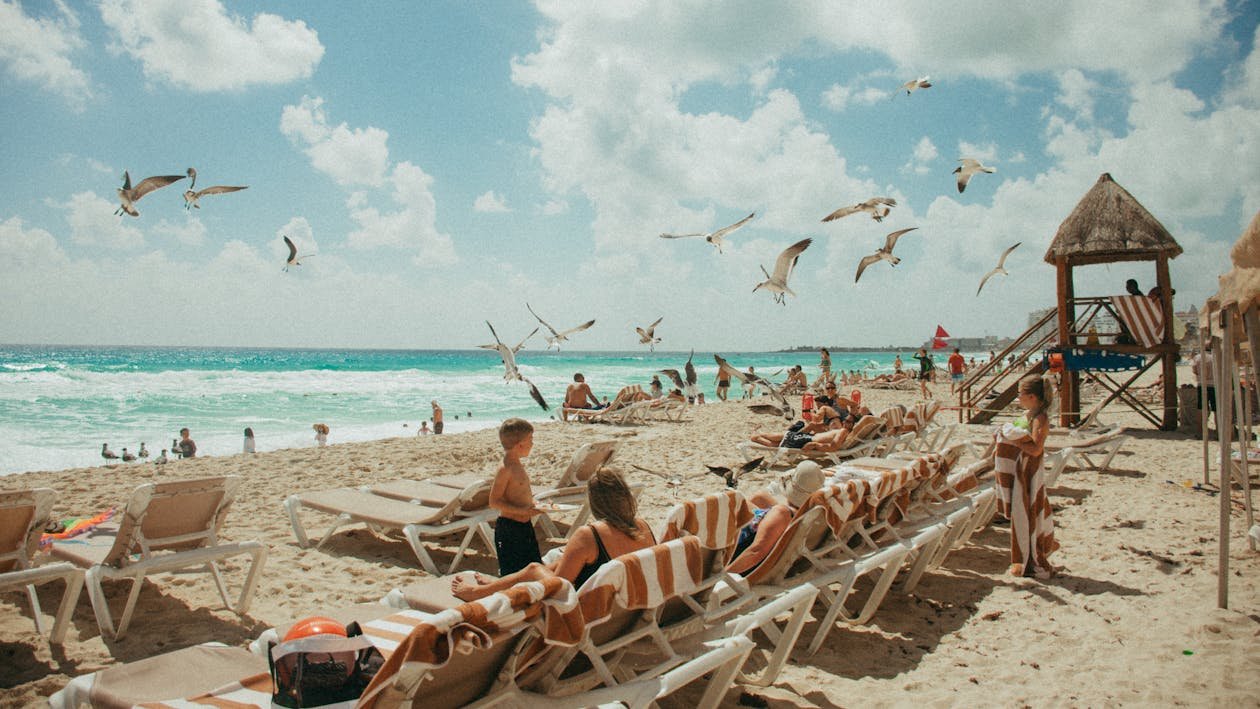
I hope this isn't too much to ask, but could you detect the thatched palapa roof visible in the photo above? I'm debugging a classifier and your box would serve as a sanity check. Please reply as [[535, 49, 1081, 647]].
[[1044, 173, 1182, 265]]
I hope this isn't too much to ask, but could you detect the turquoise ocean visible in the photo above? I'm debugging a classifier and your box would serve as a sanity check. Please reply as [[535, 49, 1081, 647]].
[[0, 344, 909, 476]]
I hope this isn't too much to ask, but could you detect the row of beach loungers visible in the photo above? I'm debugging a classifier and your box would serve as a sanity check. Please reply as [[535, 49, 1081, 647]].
[[3, 415, 1131, 707]]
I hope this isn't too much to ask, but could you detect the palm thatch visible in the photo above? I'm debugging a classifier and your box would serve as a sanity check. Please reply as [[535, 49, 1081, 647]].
[[1044, 173, 1182, 264]]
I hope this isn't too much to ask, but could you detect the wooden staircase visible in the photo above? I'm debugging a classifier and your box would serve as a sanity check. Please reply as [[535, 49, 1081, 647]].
[[959, 308, 1057, 424]]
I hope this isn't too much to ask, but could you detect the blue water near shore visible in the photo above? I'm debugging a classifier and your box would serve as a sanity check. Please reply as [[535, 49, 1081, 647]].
[[0, 344, 906, 476]]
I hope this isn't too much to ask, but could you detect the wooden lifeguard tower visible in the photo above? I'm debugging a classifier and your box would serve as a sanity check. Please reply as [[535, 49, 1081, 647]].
[[960, 173, 1183, 430]]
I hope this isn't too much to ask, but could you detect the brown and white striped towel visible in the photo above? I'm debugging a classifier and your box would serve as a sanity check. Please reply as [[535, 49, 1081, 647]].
[[659, 490, 754, 549], [994, 425, 1058, 577], [803, 480, 871, 533], [906, 400, 940, 431], [1111, 295, 1165, 348], [134, 671, 273, 708], [577, 537, 705, 625], [878, 405, 910, 434]]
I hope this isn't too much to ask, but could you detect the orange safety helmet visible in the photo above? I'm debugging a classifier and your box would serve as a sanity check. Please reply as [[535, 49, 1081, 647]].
[[283, 616, 347, 642]]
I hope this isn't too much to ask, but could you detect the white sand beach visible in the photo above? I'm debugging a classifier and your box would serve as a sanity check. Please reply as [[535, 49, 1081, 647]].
[[3, 371, 1259, 707]]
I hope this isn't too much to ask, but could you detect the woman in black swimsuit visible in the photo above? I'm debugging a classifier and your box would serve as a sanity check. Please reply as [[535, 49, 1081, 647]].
[[452, 469, 655, 600]]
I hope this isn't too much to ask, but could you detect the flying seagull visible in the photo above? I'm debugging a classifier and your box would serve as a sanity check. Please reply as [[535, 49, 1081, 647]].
[[901, 76, 932, 95], [483, 321, 549, 411], [714, 354, 795, 419], [477, 326, 537, 354], [525, 303, 595, 351], [659, 212, 756, 254], [636, 317, 663, 352], [753, 238, 812, 305], [282, 235, 315, 272], [184, 184, 248, 210], [631, 464, 684, 494], [707, 457, 766, 488], [683, 350, 698, 400], [954, 158, 996, 193], [976, 242, 1022, 296], [115, 170, 185, 217], [855, 227, 918, 283], [821, 197, 897, 223]]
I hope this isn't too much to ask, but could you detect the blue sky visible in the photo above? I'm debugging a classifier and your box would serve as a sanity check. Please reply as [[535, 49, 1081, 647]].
[[1, 1, 1257, 350]]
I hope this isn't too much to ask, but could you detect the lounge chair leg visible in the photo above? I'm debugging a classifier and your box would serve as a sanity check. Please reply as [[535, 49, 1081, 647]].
[[477, 522, 496, 554], [113, 575, 146, 641], [698, 645, 750, 708], [284, 496, 310, 547], [207, 560, 231, 608], [49, 571, 84, 645], [402, 525, 440, 575], [233, 544, 267, 615], [84, 567, 117, 641], [445, 525, 481, 573], [742, 596, 812, 687], [24, 584, 46, 635]]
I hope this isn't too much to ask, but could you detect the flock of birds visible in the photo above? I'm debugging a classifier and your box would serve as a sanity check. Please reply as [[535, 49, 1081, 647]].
[[100, 442, 171, 465], [656, 75, 1016, 300]]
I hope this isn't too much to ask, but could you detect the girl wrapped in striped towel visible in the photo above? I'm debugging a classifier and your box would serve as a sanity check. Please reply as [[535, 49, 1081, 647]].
[[994, 375, 1060, 579]]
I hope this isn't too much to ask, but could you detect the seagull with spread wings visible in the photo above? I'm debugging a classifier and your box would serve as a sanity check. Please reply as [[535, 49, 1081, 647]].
[[714, 354, 795, 419], [658, 350, 700, 400], [821, 197, 897, 223], [854, 227, 918, 283], [706, 457, 766, 489], [636, 317, 663, 352], [482, 321, 548, 410], [901, 76, 932, 95], [115, 170, 185, 217], [976, 242, 1022, 296], [753, 238, 812, 305], [954, 158, 996, 193], [183, 168, 248, 210], [525, 303, 594, 351], [282, 235, 316, 272], [659, 212, 755, 254]]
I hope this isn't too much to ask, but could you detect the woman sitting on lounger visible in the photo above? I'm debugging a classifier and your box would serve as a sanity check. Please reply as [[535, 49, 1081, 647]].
[[727, 461, 826, 575], [451, 469, 655, 600]]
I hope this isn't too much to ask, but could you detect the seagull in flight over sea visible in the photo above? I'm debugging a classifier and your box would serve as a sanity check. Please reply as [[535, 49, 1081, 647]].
[[855, 227, 918, 283], [483, 321, 548, 411], [115, 170, 185, 217], [282, 235, 316, 272], [954, 158, 996, 193], [976, 242, 1022, 296], [636, 317, 663, 352], [477, 325, 537, 354], [821, 197, 897, 223], [659, 212, 755, 254], [753, 238, 812, 305], [525, 303, 595, 351], [901, 76, 932, 95]]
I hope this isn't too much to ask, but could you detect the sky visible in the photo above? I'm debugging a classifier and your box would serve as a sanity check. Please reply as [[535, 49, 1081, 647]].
[[1, 0, 1257, 352]]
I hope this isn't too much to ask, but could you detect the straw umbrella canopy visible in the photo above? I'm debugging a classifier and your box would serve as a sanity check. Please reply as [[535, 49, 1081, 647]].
[[1044, 172, 1183, 266]]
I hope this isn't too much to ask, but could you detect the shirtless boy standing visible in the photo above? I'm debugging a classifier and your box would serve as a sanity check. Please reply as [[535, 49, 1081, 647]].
[[431, 400, 444, 434], [490, 418, 542, 575], [562, 373, 600, 421]]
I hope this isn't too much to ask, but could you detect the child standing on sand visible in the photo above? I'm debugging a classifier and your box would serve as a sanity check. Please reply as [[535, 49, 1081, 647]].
[[490, 418, 543, 575], [243, 427, 256, 454], [994, 375, 1059, 579]]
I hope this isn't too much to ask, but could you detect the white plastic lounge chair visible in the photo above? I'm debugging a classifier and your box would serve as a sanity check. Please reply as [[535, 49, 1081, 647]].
[[738, 414, 907, 468], [284, 479, 498, 575], [1043, 425, 1131, 486], [1, 488, 85, 646], [49, 476, 266, 641], [535, 440, 637, 539]]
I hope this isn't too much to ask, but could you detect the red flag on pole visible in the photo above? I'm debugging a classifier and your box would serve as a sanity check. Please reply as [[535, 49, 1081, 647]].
[[932, 324, 950, 349], [934, 325, 950, 338]]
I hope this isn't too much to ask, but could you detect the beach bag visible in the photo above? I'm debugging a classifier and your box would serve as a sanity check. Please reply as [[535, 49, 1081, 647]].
[[268, 625, 384, 708]]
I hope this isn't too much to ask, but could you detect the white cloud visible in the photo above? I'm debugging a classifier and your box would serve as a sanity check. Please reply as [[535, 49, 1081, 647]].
[[347, 162, 455, 265], [1056, 68, 1098, 122], [474, 191, 511, 213], [0, 216, 67, 268], [52, 191, 145, 250], [1225, 23, 1260, 110], [0, 0, 91, 109], [152, 217, 207, 246], [821, 81, 886, 111], [958, 140, 1000, 164], [281, 96, 390, 188], [902, 136, 938, 174], [99, 0, 323, 92], [541, 199, 569, 215]]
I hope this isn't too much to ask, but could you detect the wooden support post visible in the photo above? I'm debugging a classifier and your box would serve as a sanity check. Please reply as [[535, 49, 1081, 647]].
[[1056, 259, 1079, 427], [1156, 254, 1178, 430], [1201, 325, 1211, 486], [1242, 307, 1260, 550], [1217, 314, 1233, 610]]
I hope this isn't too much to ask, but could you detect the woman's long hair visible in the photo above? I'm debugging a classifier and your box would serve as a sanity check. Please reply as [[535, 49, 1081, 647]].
[[1019, 374, 1054, 418], [587, 469, 640, 538]]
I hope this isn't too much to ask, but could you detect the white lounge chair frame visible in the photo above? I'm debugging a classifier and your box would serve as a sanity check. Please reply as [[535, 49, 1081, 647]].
[[1, 488, 85, 646]]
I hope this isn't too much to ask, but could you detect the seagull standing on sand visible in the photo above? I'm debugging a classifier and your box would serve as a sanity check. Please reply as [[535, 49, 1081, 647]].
[[855, 227, 918, 283], [658, 212, 756, 254], [155, 449, 168, 465], [282, 235, 314, 272], [753, 238, 812, 305], [821, 197, 897, 223], [954, 158, 996, 193], [101, 443, 119, 463], [976, 242, 1022, 296], [636, 317, 663, 352], [525, 303, 595, 351], [115, 171, 185, 217], [137, 442, 149, 458], [121, 448, 136, 462], [901, 76, 932, 95], [483, 321, 549, 411]]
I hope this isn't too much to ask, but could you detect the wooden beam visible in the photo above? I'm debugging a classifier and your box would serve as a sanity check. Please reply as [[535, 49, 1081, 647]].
[[1156, 254, 1179, 430], [1057, 259, 1079, 426]]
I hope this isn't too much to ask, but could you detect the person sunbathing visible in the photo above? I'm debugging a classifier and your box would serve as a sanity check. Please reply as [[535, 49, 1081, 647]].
[[727, 461, 826, 575], [451, 469, 654, 600], [749, 416, 852, 449]]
